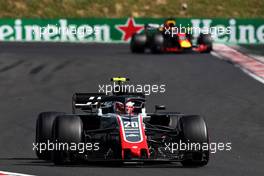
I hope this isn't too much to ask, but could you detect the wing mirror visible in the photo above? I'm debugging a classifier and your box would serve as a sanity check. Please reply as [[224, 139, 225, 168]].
[[155, 105, 166, 112]]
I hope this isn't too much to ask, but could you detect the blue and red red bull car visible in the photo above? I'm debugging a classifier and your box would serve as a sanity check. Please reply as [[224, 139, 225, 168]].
[[130, 19, 213, 54]]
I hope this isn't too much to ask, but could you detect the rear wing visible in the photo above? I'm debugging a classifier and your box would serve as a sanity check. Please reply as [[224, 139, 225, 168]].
[[145, 23, 160, 29], [72, 93, 108, 113]]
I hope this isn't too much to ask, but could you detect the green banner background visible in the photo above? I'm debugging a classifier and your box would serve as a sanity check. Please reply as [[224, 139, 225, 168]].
[[0, 18, 263, 44]]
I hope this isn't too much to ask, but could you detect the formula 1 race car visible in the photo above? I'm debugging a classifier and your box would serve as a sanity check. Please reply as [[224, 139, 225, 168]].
[[35, 77, 209, 166], [130, 19, 213, 53]]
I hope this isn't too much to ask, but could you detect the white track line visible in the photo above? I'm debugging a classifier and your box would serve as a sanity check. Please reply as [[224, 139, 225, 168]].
[[240, 67, 264, 84], [212, 44, 264, 84], [0, 171, 35, 176]]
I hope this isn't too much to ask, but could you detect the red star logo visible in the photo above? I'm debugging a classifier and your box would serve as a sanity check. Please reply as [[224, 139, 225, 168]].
[[116, 17, 144, 41]]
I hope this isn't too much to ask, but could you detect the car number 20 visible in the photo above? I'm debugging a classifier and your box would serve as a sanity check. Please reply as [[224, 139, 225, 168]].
[[124, 121, 139, 128]]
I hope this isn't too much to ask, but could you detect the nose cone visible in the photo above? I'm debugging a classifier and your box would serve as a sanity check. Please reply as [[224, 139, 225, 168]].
[[131, 146, 141, 158]]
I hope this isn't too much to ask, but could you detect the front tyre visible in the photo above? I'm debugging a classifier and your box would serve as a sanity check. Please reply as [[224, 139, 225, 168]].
[[180, 115, 209, 167], [35, 112, 65, 160], [197, 33, 213, 53], [51, 115, 83, 165], [150, 33, 164, 54]]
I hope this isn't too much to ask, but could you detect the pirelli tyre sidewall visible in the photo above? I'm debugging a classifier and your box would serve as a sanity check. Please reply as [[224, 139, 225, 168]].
[[179, 115, 209, 167], [130, 33, 147, 53], [35, 111, 65, 160], [51, 115, 83, 165]]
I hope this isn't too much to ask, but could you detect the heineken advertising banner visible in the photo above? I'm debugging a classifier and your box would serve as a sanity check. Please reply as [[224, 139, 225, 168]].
[[0, 18, 263, 44]]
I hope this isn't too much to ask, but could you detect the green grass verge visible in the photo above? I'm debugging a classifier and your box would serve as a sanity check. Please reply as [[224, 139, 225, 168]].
[[0, 0, 264, 18]]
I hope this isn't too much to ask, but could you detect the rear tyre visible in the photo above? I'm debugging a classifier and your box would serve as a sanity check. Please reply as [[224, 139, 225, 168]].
[[35, 112, 64, 160], [51, 115, 83, 165], [130, 33, 146, 53], [180, 115, 209, 167], [197, 34, 213, 53]]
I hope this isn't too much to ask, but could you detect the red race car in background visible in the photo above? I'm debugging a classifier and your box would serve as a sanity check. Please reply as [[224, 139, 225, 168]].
[[130, 19, 213, 54]]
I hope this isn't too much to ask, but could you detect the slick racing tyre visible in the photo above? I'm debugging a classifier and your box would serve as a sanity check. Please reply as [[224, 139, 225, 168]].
[[130, 33, 147, 53], [180, 115, 209, 167], [51, 115, 83, 165], [197, 33, 213, 53], [150, 33, 164, 54], [35, 112, 65, 160]]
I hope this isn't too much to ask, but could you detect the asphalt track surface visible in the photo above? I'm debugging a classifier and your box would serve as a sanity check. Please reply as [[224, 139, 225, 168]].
[[0, 43, 263, 176]]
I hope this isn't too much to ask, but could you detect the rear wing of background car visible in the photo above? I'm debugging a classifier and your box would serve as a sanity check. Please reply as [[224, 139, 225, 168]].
[[72, 93, 108, 113], [145, 23, 160, 29]]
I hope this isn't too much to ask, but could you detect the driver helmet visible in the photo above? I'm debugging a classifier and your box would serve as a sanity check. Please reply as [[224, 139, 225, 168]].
[[164, 19, 176, 28], [125, 101, 135, 114]]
